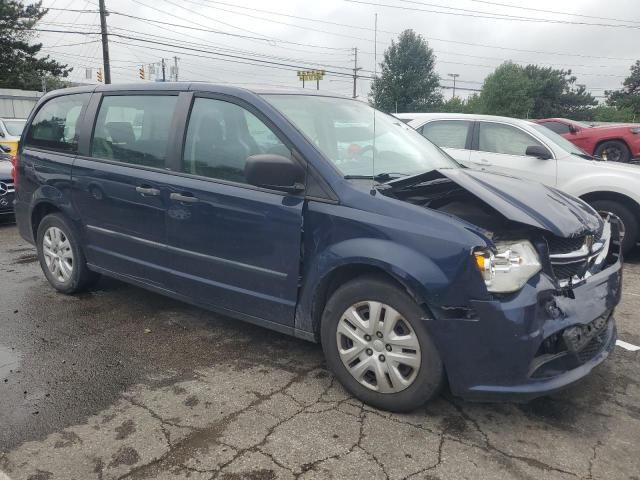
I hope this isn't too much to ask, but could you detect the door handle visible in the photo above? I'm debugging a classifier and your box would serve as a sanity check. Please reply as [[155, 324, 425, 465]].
[[136, 185, 160, 196], [170, 192, 199, 203]]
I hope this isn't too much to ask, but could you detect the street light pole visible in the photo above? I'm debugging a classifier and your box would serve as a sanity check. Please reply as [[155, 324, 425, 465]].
[[447, 73, 460, 98]]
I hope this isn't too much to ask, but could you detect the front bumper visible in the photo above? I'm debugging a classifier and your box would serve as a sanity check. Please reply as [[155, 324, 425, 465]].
[[430, 229, 622, 402]]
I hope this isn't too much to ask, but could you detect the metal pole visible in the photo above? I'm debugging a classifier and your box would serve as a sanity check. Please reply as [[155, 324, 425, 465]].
[[98, 0, 111, 84], [352, 47, 358, 98], [317, 77, 319, 90], [447, 73, 460, 98], [173, 56, 179, 81], [161, 58, 166, 82]]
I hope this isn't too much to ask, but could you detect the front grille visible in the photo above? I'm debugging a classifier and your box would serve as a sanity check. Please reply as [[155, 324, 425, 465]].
[[0, 179, 14, 212], [546, 235, 586, 255], [551, 261, 587, 280], [545, 221, 612, 286]]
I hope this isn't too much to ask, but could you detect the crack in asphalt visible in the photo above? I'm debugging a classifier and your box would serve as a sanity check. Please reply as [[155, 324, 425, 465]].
[[443, 396, 581, 478], [116, 365, 321, 479]]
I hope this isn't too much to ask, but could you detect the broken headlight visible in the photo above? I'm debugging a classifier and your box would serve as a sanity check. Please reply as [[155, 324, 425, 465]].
[[474, 240, 541, 293]]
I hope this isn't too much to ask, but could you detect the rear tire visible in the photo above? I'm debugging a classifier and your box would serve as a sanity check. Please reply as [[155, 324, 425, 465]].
[[594, 140, 631, 163], [589, 200, 638, 256], [36, 213, 99, 293], [321, 275, 444, 412]]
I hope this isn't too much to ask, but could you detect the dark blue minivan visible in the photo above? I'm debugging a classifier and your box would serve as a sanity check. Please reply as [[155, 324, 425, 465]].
[[13, 83, 622, 411]]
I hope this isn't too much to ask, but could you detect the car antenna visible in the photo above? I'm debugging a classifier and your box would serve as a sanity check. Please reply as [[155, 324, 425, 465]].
[[370, 12, 378, 197]]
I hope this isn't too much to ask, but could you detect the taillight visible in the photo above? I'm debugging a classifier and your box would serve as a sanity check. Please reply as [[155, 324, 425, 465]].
[[10, 154, 18, 186]]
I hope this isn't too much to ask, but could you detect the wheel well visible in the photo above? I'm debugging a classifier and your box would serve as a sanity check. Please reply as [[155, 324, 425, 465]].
[[31, 202, 61, 240], [310, 264, 419, 340], [581, 191, 640, 223]]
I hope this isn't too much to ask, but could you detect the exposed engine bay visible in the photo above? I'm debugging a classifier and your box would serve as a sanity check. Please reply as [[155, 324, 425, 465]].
[[379, 170, 528, 240]]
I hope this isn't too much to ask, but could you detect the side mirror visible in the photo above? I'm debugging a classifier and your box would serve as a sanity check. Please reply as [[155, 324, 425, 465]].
[[525, 145, 553, 160], [245, 154, 305, 194], [568, 125, 578, 134]]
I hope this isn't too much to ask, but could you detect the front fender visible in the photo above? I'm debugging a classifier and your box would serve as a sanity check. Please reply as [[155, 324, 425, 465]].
[[295, 236, 484, 337]]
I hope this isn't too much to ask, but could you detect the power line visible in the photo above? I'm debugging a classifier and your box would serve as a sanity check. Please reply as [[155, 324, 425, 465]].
[[175, 0, 378, 43], [103, 26, 357, 72], [346, 0, 640, 30], [470, 0, 640, 25]]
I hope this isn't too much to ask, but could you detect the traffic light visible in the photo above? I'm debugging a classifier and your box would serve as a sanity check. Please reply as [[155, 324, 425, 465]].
[[139, 65, 145, 80], [96, 68, 103, 83]]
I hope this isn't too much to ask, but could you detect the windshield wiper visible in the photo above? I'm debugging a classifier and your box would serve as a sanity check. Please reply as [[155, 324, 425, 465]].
[[572, 152, 601, 161], [344, 172, 409, 182]]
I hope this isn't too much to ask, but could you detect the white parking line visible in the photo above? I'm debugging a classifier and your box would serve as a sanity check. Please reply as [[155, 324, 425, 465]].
[[626, 292, 640, 297], [617, 340, 640, 351]]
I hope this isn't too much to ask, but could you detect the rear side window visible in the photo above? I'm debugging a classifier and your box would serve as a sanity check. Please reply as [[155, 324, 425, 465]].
[[183, 97, 290, 184], [91, 95, 178, 168], [421, 121, 471, 149], [25, 94, 90, 153], [478, 122, 545, 156], [540, 121, 571, 135]]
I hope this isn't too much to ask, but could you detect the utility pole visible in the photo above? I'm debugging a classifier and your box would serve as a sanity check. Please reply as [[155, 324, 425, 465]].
[[447, 73, 460, 98], [98, 0, 111, 84], [173, 56, 180, 81], [352, 47, 362, 98], [161, 58, 166, 82]]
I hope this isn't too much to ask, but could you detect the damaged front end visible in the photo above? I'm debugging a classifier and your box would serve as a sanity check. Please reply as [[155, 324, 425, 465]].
[[379, 168, 622, 400]]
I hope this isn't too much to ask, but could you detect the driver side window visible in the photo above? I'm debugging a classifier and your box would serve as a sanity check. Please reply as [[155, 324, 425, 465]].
[[183, 98, 291, 183], [478, 122, 545, 157]]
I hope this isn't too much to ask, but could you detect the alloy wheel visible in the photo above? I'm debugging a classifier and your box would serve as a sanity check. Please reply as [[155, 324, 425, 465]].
[[602, 146, 622, 162], [336, 301, 421, 393], [42, 226, 74, 283]]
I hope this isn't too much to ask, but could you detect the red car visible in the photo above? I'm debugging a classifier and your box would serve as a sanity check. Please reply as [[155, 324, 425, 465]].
[[536, 117, 640, 163]]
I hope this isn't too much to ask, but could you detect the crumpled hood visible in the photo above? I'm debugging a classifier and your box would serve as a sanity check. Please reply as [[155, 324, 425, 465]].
[[388, 168, 602, 238], [439, 169, 602, 237]]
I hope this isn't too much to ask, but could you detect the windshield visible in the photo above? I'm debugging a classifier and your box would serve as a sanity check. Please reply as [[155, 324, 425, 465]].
[[264, 95, 459, 178], [530, 123, 587, 156], [3, 119, 26, 136]]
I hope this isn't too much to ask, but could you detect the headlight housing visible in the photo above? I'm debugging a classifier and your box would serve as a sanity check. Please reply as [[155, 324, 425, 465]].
[[630, 127, 640, 134], [474, 240, 541, 293]]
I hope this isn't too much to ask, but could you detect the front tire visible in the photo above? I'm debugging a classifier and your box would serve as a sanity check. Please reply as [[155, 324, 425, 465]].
[[594, 140, 631, 163], [589, 200, 638, 256], [36, 213, 98, 293], [321, 275, 444, 412]]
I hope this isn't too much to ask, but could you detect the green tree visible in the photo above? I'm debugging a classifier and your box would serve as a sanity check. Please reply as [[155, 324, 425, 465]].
[[477, 62, 597, 119], [592, 105, 637, 123], [524, 65, 596, 120], [439, 96, 465, 113], [0, 1, 71, 90], [478, 62, 533, 118], [370, 29, 443, 113], [463, 93, 484, 114], [606, 60, 640, 117]]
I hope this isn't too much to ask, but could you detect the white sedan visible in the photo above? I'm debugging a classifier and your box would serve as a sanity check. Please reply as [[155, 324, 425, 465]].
[[396, 113, 640, 255]]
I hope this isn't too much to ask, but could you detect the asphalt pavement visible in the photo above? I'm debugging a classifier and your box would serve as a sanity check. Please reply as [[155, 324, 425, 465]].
[[1, 220, 639, 479]]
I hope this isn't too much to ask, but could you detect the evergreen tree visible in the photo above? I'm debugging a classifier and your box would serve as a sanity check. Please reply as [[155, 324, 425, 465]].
[[0, 1, 71, 90], [370, 30, 443, 113]]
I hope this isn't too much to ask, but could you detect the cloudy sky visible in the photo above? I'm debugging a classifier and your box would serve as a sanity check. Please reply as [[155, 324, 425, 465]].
[[34, 0, 639, 101]]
